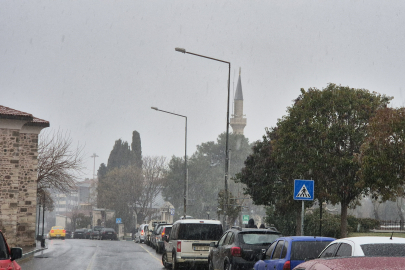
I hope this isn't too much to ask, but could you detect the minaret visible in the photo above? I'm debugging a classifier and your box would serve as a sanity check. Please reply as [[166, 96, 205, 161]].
[[230, 68, 247, 135]]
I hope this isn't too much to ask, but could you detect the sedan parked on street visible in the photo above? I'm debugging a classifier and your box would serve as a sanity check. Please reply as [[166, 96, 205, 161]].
[[100, 228, 118, 240], [156, 225, 172, 254], [209, 226, 282, 270], [294, 256, 405, 270], [90, 226, 104, 240], [73, 228, 86, 239], [318, 236, 405, 258], [253, 236, 335, 270]]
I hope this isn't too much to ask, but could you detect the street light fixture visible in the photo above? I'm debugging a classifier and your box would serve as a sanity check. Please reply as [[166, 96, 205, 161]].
[[175, 47, 231, 229], [151, 106, 188, 219]]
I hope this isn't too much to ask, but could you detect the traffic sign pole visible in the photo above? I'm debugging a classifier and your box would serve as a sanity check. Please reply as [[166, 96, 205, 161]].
[[301, 201, 304, 236]]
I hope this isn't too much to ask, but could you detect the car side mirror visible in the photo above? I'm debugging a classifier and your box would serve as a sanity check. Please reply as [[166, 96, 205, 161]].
[[210, 242, 218, 248], [10, 248, 22, 261], [163, 235, 168, 242], [259, 248, 266, 260]]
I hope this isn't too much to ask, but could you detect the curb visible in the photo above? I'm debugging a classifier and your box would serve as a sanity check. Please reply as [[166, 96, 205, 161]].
[[18, 247, 48, 261]]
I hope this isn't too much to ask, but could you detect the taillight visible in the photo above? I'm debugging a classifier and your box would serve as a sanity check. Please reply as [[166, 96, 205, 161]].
[[282, 260, 290, 270], [141, 230, 144, 235], [230, 247, 241, 257], [63, 230, 66, 233], [162, 229, 165, 237], [177, 241, 181, 252], [51, 230, 54, 233]]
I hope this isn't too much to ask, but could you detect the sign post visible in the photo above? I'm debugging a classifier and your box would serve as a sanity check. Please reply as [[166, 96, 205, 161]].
[[294, 180, 314, 236]]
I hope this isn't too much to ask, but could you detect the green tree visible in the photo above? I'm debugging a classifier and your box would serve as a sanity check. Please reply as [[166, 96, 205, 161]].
[[131, 131, 143, 169], [107, 139, 131, 170], [96, 163, 108, 208], [273, 84, 391, 237]]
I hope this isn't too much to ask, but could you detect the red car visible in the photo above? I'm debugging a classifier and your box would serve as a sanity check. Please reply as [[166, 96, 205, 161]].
[[0, 230, 22, 270], [294, 256, 405, 270]]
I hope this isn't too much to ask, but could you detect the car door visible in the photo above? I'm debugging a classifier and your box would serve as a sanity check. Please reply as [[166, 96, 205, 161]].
[[221, 232, 234, 268], [265, 240, 284, 270], [212, 232, 229, 270], [167, 224, 178, 264], [256, 241, 278, 270]]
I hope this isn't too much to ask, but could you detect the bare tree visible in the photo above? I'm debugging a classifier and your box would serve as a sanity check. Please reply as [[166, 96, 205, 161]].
[[135, 156, 167, 222], [37, 130, 85, 194]]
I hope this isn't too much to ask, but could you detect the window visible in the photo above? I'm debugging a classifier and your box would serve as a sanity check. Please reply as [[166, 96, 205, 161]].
[[170, 224, 178, 240], [319, 243, 338, 258], [335, 243, 352, 257], [361, 243, 405, 257], [239, 232, 281, 245], [224, 232, 234, 245], [265, 241, 278, 260], [272, 241, 285, 259], [281, 241, 289, 259], [178, 224, 223, 240], [292, 241, 333, 260], [0, 233, 8, 259], [218, 233, 228, 246]]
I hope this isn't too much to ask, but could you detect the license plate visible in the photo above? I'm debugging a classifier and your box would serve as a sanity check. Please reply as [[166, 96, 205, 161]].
[[194, 246, 209, 251], [56, 234, 60, 237], [108, 232, 112, 234]]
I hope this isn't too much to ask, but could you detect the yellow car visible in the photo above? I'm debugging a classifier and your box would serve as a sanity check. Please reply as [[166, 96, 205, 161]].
[[49, 226, 66, 239]]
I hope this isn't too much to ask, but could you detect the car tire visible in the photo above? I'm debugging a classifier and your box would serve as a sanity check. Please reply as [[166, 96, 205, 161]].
[[62, 237, 65, 240], [162, 252, 170, 269], [172, 254, 180, 270]]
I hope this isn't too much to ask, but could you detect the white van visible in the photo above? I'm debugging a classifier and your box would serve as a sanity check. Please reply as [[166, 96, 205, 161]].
[[162, 219, 223, 269]]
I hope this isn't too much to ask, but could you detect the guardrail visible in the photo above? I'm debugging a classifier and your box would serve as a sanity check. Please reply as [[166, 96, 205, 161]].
[[378, 220, 405, 231]]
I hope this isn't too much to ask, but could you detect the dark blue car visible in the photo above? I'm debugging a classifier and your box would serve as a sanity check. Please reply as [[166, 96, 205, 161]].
[[253, 236, 335, 270]]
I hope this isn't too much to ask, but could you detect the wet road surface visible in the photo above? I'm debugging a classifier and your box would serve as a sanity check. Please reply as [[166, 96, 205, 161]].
[[18, 238, 165, 270]]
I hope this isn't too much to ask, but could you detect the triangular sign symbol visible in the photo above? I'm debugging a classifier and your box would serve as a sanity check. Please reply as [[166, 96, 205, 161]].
[[296, 184, 311, 198]]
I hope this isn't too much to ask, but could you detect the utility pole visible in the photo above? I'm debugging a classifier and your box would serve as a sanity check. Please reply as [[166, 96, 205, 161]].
[[91, 153, 99, 179]]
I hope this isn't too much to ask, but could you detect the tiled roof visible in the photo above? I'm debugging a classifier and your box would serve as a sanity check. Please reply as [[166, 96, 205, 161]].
[[0, 105, 33, 120], [0, 105, 49, 127]]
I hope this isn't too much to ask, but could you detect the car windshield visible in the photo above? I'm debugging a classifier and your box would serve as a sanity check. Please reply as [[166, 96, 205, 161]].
[[239, 233, 281, 245], [361, 244, 405, 256], [178, 224, 222, 240], [291, 241, 333, 260]]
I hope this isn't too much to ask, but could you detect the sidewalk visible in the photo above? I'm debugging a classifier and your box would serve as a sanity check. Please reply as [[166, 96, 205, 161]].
[[19, 241, 48, 260]]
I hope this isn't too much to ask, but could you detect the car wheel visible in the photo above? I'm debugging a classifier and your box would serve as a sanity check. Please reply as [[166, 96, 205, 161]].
[[172, 255, 180, 270], [62, 237, 65, 240], [162, 252, 170, 269]]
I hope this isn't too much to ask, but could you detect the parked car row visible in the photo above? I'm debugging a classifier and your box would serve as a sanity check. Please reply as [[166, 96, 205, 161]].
[[73, 227, 118, 240]]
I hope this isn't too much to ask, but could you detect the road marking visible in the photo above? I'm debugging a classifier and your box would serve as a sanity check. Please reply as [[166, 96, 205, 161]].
[[86, 244, 99, 270], [138, 244, 161, 263]]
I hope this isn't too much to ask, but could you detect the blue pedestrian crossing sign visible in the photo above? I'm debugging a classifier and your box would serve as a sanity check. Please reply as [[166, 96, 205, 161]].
[[294, 180, 314, 201], [116, 218, 122, 224]]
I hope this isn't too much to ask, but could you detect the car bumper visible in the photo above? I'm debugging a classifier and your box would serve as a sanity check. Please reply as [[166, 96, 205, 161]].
[[49, 234, 66, 238], [231, 257, 256, 270]]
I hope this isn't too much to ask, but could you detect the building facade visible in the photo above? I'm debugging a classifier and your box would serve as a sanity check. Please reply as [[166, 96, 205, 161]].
[[0, 105, 49, 246]]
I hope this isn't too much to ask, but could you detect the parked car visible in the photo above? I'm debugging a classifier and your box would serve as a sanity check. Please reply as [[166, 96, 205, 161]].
[[100, 228, 118, 240], [317, 236, 405, 258], [73, 228, 86, 239], [0, 230, 22, 270], [146, 220, 167, 246], [134, 224, 149, 243], [294, 256, 405, 270], [65, 230, 72, 239], [90, 226, 104, 240], [209, 226, 282, 270], [162, 219, 223, 269], [150, 223, 170, 249], [49, 226, 66, 240], [84, 228, 92, 239], [253, 236, 335, 270], [156, 225, 172, 254]]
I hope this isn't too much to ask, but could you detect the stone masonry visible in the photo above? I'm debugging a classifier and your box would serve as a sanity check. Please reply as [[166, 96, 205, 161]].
[[0, 106, 49, 247]]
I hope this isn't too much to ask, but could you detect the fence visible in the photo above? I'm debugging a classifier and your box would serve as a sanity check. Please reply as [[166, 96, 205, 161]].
[[378, 220, 405, 231]]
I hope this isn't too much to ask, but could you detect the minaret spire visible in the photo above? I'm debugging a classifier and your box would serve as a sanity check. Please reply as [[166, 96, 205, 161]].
[[230, 67, 247, 135]]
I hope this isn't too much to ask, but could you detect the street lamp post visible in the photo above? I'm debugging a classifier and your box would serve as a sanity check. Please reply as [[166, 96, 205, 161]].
[[175, 47, 231, 229], [151, 107, 188, 219]]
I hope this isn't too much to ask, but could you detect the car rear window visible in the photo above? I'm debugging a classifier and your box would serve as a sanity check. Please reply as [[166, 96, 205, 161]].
[[178, 224, 223, 240], [53, 226, 63, 230], [239, 232, 281, 245], [291, 241, 332, 260], [361, 244, 405, 256]]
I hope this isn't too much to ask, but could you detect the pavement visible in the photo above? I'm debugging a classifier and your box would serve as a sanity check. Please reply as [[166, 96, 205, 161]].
[[18, 240, 48, 261]]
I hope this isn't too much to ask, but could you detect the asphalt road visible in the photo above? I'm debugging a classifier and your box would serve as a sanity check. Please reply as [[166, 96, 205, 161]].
[[18, 239, 165, 270]]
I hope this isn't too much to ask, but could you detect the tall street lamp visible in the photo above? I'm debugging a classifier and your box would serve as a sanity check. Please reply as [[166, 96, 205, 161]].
[[175, 47, 230, 228], [151, 106, 188, 218]]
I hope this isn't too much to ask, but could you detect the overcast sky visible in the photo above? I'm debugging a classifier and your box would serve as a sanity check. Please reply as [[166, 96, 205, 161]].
[[2, 1, 405, 179]]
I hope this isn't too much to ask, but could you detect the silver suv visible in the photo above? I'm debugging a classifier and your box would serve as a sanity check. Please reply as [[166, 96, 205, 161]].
[[134, 224, 149, 243], [162, 219, 223, 269]]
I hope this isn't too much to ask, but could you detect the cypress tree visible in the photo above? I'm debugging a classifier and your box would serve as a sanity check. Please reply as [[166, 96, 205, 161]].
[[131, 131, 143, 169]]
